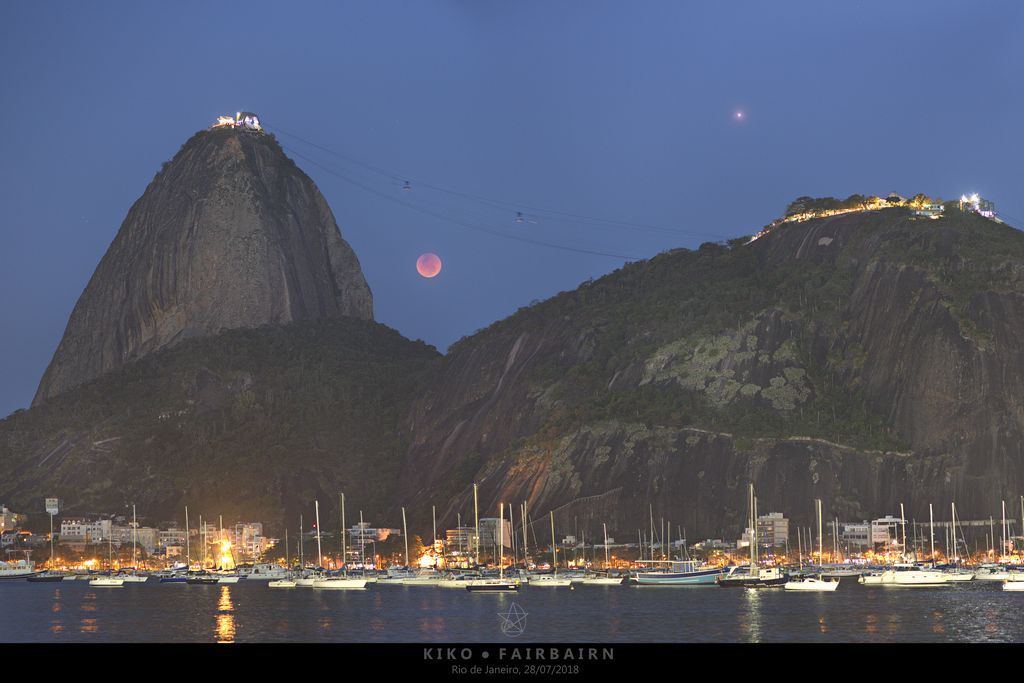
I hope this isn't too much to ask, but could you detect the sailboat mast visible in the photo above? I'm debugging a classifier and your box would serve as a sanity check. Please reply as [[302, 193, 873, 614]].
[[402, 507, 409, 568], [499, 503, 505, 580], [797, 524, 803, 570], [522, 502, 529, 566], [132, 504, 137, 569], [649, 505, 655, 564], [315, 501, 323, 569], [340, 493, 346, 570], [1002, 500, 1008, 558], [929, 503, 935, 564], [550, 511, 557, 577], [817, 499, 823, 570], [749, 485, 757, 573], [900, 503, 907, 561], [299, 514, 303, 568], [473, 483, 480, 566], [185, 506, 190, 568], [604, 523, 610, 569]]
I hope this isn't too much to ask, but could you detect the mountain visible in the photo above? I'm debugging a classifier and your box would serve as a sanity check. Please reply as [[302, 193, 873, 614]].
[[6, 153, 1024, 540], [2, 318, 438, 525], [34, 126, 373, 405], [395, 206, 1024, 538]]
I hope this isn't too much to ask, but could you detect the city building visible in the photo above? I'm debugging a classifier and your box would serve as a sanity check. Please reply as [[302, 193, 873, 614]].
[[960, 193, 996, 218], [478, 518, 513, 551], [0, 506, 24, 533], [59, 518, 112, 543], [445, 527, 478, 557]]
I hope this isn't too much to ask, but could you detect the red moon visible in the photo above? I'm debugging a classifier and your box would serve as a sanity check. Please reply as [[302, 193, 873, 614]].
[[416, 252, 442, 278]]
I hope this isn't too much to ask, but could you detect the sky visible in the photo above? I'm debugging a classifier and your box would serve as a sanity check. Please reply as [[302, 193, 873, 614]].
[[1, 1, 1022, 417]]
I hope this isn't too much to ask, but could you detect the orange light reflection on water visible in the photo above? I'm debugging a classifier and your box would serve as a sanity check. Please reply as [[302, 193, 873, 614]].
[[216, 586, 235, 643]]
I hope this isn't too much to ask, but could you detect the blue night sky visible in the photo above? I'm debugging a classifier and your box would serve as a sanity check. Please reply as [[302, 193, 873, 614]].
[[1, 1, 1022, 417]]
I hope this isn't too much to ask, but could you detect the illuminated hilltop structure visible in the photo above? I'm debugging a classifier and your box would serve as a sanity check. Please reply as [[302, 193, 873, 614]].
[[749, 191, 997, 243], [212, 111, 263, 132], [959, 193, 996, 219]]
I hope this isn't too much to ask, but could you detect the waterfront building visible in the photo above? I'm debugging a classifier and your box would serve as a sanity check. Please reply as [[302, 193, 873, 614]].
[[445, 526, 478, 559], [478, 518, 512, 551], [757, 512, 789, 547], [59, 518, 112, 543]]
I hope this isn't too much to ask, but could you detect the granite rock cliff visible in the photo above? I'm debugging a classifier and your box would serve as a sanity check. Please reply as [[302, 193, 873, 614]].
[[34, 127, 373, 404]]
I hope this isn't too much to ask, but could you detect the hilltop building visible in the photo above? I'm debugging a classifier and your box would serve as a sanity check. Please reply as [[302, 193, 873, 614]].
[[959, 193, 996, 218], [212, 111, 263, 132]]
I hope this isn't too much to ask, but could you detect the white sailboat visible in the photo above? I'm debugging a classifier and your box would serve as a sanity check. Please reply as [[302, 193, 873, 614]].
[[118, 504, 149, 583], [529, 512, 572, 587], [91, 531, 124, 587], [785, 499, 838, 592], [466, 502, 518, 592]]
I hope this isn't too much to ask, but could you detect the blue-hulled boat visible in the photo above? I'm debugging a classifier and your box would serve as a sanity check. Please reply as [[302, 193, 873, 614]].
[[632, 560, 729, 585]]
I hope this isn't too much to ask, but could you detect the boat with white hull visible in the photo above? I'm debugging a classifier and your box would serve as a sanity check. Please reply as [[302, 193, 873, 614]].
[[784, 575, 839, 591], [0, 560, 38, 580], [89, 576, 125, 587], [859, 564, 950, 587], [312, 577, 368, 590], [527, 574, 573, 587]]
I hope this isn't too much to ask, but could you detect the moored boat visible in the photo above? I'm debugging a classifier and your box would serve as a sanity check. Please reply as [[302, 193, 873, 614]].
[[784, 575, 839, 591], [0, 559, 38, 580], [633, 560, 727, 586], [89, 576, 125, 587], [311, 577, 368, 590]]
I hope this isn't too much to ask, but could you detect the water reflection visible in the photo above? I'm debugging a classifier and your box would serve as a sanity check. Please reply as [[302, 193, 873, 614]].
[[864, 613, 878, 635], [742, 589, 762, 643], [80, 618, 98, 634], [50, 587, 64, 635], [216, 586, 235, 643]]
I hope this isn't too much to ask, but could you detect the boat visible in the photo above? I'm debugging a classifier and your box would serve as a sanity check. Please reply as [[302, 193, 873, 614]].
[[465, 504, 519, 592], [0, 559, 38, 580], [217, 576, 240, 584], [633, 560, 727, 586], [718, 484, 789, 588], [115, 571, 150, 583], [243, 563, 290, 580], [311, 577, 368, 590], [528, 573, 573, 587], [785, 499, 838, 592], [719, 564, 789, 588], [1003, 580, 1024, 592], [27, 572, 66, 583], [268, 579, 297, 588], [974, 564, 1013, 582], [573, 574, 625, 585], [465, 580, 519, 592], [89, 576, 124, 587], [528, 512, 572, 587], [784, 575, 839, 591], [858, 563, 950, 587], [185, 571, 220, 585]]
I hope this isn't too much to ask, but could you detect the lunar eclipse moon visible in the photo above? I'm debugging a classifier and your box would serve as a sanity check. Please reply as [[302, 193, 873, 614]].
[[416, 252, 442, 278]]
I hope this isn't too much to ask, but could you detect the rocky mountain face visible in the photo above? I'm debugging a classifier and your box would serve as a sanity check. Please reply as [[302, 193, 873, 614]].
[[34, 127, 373, 405], [5, 155, 1024, 541], [396, 207, 1024, 539], [2, 319, 438, 526]]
